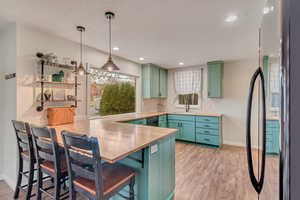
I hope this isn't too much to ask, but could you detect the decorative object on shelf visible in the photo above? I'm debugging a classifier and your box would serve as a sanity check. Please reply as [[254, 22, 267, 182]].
[[73, 26, 89, 76], [101, 11, 120, 72], [36, 52, 58, 63], [44, 90, 52, 101], [67, 95, 77, 101], [52, 89, 65, 101], [52, 70, 64, 82]]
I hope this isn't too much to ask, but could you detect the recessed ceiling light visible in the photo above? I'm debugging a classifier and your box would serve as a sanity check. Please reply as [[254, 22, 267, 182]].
[[113, 46, 119, 51], [179, 62, 184, 66], [263, 7, 270, 14], [263, 6, 274, 14], [139, 57, 145, 61], [225, 15, 238, 23]]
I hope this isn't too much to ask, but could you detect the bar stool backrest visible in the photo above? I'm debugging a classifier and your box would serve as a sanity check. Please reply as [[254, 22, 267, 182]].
[[12, 120, 34, 161], [61, 131, 104, 199], [30, 126, 61, 174]]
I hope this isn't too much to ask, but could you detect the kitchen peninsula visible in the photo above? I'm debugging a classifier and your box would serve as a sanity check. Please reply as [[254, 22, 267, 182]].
[[50, 112, 178, 200]]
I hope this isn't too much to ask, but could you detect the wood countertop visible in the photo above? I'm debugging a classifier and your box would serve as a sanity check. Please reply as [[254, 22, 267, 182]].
[[50, 116, 177, 163], [49, 112, 221, 163]]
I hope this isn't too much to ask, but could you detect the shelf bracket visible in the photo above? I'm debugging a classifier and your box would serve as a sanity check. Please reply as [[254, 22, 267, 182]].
[[126, 149, 145, 168]]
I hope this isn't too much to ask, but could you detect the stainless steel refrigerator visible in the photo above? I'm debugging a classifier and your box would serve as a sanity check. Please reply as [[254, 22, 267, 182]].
[[246, 0, 281, 199]]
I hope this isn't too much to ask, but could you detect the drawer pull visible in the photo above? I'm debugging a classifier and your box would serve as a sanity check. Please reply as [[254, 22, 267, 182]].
[[204, 131, 209, 133], [204, 138, 210, 142]]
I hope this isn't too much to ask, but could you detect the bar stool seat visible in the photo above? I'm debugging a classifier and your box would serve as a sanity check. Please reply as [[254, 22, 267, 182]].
[[73, 163, 135, 196], [40, 159, 68, 174]]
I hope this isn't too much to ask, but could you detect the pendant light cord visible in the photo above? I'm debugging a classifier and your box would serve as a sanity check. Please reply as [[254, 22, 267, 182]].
[[80, 29, 83, 64], [109, 15, 112, 58]]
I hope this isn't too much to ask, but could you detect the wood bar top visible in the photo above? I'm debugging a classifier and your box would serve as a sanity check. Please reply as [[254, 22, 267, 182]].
[[50, 114, 177, 163], [49, 112, 222, 163]]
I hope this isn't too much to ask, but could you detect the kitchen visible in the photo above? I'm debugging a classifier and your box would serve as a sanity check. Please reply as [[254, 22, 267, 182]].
[[0, 0, 298, 200]]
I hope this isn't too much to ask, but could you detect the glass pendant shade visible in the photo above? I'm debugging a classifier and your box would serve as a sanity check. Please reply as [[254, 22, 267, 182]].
[[77, 62, 86, 76], [102, 56, 120, 72], [101, 11, 119, 71]]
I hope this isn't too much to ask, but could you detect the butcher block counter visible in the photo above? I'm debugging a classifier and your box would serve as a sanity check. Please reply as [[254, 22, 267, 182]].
[[50, 114, 177, 163]]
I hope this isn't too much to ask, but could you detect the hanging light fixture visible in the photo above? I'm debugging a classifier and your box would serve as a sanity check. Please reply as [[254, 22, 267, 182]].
[[101, 11, 120, 72], [74, 26, 88, 76]]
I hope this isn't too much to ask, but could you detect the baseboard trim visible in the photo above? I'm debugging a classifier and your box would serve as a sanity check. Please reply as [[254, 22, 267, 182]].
[[1, 174, 15, 189], [223, 140, 259, 150]]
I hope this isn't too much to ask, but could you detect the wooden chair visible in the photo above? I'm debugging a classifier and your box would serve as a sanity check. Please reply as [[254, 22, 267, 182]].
[[12, 120, 36, 200], [61, 131, 136, 200], [30, 126, 68, 200]]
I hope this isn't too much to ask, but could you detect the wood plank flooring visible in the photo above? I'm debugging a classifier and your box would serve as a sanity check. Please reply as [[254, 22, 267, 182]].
[[175, 142, 279, 200], [0, 142, 279, 200]]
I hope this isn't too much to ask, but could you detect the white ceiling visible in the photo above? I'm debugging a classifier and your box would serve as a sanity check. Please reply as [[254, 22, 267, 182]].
[[0, 0, 265, 68]]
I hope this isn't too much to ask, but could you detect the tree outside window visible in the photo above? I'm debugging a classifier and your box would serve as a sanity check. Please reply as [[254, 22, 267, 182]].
[[88, 68, 136, 116]]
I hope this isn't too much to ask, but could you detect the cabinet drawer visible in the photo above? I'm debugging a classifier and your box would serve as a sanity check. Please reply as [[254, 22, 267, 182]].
[[168, 114, 195, 121], [196, 122, 219, 130], [196, 128, 219, 136], [266, 141, 274, 153], [196, 134, 219, 146], [266, 134, 273, 142], [266, 120, 279, 128], [195, 116, 219, 124], [159, 114, 167, 121]]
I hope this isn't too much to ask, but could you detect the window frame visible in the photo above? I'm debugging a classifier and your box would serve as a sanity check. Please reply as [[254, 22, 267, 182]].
[[86, 65, 138, 118]]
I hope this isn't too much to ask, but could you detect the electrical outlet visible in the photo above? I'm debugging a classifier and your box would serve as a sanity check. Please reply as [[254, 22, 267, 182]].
[[150, 144, 158, 154]]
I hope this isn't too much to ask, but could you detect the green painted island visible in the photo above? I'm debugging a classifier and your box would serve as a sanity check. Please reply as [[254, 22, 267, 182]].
[[49, 114, 177, 200]]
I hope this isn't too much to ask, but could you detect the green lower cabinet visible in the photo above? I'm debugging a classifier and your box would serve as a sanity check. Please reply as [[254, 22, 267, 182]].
[[181, 121, 195, 142], [266, 120, 280, 155], [159, 120, 168, 128], [126, 114, 222, 149], [110, 135, 176, 200], [128, 119, 147, 125], [168, 120, 181, 139]]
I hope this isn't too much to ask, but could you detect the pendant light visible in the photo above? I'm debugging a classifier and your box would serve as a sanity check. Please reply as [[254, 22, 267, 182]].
[[74, 26, 88, 76], [101, 11, 120, 72]]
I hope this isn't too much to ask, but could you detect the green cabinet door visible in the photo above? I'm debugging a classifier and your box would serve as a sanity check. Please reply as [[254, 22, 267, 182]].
[[159, 68, 168, 98], [151, 66, 160, 98], [263, 56, 269, 93], [168, 120, 181, 140], [142, 63, 168, 99], [207, 61, 224, 98], [181, 121, 196, 142]]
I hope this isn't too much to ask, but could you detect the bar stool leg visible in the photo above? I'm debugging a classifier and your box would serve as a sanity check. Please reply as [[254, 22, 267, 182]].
[[36, 170, 43, 200], [129, 178, 135, 200], [54, 177, 61, 200], [14, 157, 23, 199], [25, 161, 35, 200]]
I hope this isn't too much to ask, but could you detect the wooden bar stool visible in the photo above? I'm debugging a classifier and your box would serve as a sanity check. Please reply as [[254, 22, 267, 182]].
[[61, 131, 136, 200], [30, 126, 69, 200], [12, 120, 36, 200]]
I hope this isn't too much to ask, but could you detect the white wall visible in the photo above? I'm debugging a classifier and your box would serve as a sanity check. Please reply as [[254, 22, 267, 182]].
[[167, 59, 261, 148], [16, 24, 142, 124], [0, 23, 147, 188], [0, 22, 17, 186]]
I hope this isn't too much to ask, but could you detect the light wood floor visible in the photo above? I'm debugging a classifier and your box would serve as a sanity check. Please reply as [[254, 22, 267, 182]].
[[0, 142, 279, 200], [175, 142, 279, 200]]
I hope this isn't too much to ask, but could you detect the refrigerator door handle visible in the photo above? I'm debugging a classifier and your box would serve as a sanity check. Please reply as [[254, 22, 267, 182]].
[[246, 67, 267, 194]]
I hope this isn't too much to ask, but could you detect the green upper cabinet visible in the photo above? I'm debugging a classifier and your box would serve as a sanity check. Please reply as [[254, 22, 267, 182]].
[[263, 55, 269, 93], [142, 63, 168, 99], [207, 61, 224, 98]]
